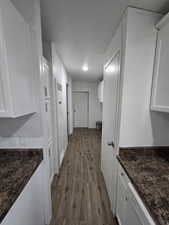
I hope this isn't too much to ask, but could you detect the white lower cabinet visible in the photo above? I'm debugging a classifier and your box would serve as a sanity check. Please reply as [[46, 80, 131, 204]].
[[43, 147, 52, 225], [116, 163, 156, 225], [1, 163, 45, 225], [125, 197, 144, 225], [116, 169, 127, 225]]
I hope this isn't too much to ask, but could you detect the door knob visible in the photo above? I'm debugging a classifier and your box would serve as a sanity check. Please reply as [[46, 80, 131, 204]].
[[107, 141, 115, 148]]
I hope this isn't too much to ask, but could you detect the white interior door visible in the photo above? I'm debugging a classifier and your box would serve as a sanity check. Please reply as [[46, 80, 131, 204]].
[[102, 51, 121, 214], [73, 92, 89, 128], [57, 88, 64, 165]]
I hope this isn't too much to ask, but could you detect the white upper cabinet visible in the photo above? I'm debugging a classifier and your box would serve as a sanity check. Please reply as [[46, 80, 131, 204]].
[[0, 0, 36, 118], [98, 80, 104, 103], [151, 14, 169, 113]]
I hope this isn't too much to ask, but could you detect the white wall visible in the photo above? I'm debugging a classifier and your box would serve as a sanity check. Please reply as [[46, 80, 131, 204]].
[[0, 0, 44, 148], [119, 8, 169, 147], [51, 43, 68, 163], [72, 80, 102, 128]]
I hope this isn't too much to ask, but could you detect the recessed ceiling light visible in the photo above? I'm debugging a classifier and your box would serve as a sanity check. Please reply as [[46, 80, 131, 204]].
[[82, 65, 88, 72]]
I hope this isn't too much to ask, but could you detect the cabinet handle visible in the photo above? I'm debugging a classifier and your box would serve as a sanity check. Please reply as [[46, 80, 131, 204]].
[[121, 172, 124, 177]]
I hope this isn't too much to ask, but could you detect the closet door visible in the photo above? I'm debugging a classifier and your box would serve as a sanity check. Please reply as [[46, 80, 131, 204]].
[[102, 51, 121, 213], [57, 87, 64, 165], [73, 92, 89, 128]]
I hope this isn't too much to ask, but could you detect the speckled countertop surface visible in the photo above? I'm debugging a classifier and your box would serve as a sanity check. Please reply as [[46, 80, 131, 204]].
[[0, 149, 43, 223], [118, 147, 169, 225]]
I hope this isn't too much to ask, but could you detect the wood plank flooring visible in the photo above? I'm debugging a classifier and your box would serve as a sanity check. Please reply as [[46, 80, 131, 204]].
[[50, 128, 116, 225]]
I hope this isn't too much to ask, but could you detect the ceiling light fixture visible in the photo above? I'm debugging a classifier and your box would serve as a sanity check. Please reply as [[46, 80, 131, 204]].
[[82, 65, 88, 72]]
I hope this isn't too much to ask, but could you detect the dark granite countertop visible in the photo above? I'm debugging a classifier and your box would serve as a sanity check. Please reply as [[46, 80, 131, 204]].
[[0, 149, 43, 223], [118, 147, 169, 225]]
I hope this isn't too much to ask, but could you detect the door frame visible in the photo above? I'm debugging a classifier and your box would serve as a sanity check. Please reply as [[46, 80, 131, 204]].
[[72, 91, 89, 128], [66, 83, 69, 138]]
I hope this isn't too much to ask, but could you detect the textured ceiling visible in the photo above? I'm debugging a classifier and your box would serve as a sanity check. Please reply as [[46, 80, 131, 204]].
[[41, 0, 169, 81]]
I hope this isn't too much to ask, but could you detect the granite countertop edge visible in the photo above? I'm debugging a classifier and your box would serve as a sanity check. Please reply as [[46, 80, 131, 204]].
[[0, 149, 43, 224]]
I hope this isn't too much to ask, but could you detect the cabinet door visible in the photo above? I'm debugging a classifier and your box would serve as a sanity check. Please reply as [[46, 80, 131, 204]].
[[127, 182, 156, 225], [116, 171, 127, 225], [125, 197, 144, 225], [151, 20, 169, 112], [117, 164, 156, 225], [42, 148, 52, 225], [0, 0, 36, 117]]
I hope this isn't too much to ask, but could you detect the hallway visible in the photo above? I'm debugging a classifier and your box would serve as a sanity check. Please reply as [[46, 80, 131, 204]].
[[50, 128, 115, 225]]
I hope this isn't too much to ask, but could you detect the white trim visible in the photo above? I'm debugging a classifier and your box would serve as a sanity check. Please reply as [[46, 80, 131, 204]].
[[151, 105, 169, 113], [104, 49, 121, 70], [156, 13, 169, 30], [151, 38, 161, 107], [116, 215, 122, 225], [59, 150, 65, 166], [49, 173, 54, 186]]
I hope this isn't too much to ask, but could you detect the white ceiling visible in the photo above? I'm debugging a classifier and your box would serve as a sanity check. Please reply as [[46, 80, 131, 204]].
[[41, 0, 169, 81]]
